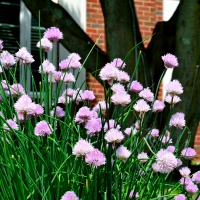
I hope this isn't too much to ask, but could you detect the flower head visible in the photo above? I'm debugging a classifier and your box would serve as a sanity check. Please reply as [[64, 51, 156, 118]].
[[166, 80, 183, 97], [111, 92, 131, 106], [34, 121, 52, 136], [85, 148, 106, 167], [174, 194, 186, 200], [93, 100, 108, 113], [0, 50, 16, 69], [137, 152, 148, 163], [39, 59, 55, 74], [104, 128, 124, 144], [180, 177, 192, 185], [162, 53, 178, 68], [10, 84, 25, 97], [169, 112, 185, 129], [139, 87, 154, 102], [61, 191, 79, 200], [81, 90, 95, 101], [117, 70, 130, 83], [75, 106, 92, 124], [153, 100, 165, 112], [36, 37, 53, 52], [156, 149, 177, 173], [181, 147, 196, 160], [116, 145, 131, 161], [185, 183, 198, 194], [14, 95, 36, 115], [104, 119, 120, 132], [165, 94, 181, 105], [73, 139, 94, 157], [166, 145, 175, 153], [61, 72, 75, 84], [129, 80, 143, 93], [192, 171, 200, 184], [124, 127, 132, 136], [99, 63, 119, 85], [179, 167, 191, 178], [150, 129, 159, 138], [15, 47, 34, 65], [111, 58, 125, 69], [85, 118, 102, 136], [4, 119, 19, 131], [111, 83, 125, 93], [0, 40, 3, 50], [28, 104, 44, 118], [51, 106, 65, 118], [44, 27, 63, 44], [133, 99, 150, 113]]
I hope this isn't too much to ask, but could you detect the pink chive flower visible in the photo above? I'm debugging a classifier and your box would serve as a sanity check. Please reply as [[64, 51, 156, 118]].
[[0, 40, 3, 50], [156, 149, 177, 173], [61, 72, 75, 84], [104, 119, 120, 132], [34, 121, 52, 136], [75, 106, 92, 124], [1, 80, 9, 90], [111, 83, 125, 93], [129, 80, 143, 93], [162, 53, 178, 69], [176, 158, 183, 168], [179, 167, 191, 178], [66, 88, 74, 98], [166, 80, 183, 97], [165, 94, 181, 105], [85, 148, 106, 168], [85, 118, 102, 136], [152, 100, 165, 112], [152, 163, 160, 173], [82, 90, 95, 101], [166, 145, 175, 153], [39, 59, 55, 74], [72, 139, 94, 157], [15, 47, 35, 65], [36, 37, 53, 52], [185, 183, 198, 194], [181, 147, 196, 160], [111, 58, 125, 69], [67, 53, 82, 70], [169, 112, 185, 129], [52, 71, 62, 82], [72, 89, 83, 104], [10, 83, 25, 97], [116, 145, 131, 162], [14, 95, 36, 115], [44, 27, 63, 44], [174, 194, 186, 200], [99, 63, 119, 85], [61, 191, 79, 200], [180, 177, 192, 185], [4, 119, 19, 131], [93, 100, 108, 113], [117, 70, 130, 83], [111, 92, 131, 106], [104, 128, 124, 144], [192, 171, 200, 183], [161, 131, 172, 145], [58, 95, 70, 105], [129, 190, 139, 199], [139, 87, 154, 102], [124, 127, 132, 136], [0, 50, 16, 69], [28, 104, 44, 118], [150, 128, 159, 138], [133, 99, 150, 114], [51, 106, 65, 118], [137, 152, 148, 163]]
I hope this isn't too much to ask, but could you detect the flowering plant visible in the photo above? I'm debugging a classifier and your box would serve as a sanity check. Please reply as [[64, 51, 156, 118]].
[[0, 27, 200, 200]]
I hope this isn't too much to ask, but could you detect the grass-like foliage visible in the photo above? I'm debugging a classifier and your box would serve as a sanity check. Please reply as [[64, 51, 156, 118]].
[[0, 28, 199, 200]]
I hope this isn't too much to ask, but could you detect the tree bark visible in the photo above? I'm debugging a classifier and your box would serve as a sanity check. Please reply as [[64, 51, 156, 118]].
[[172, 0, 200, 147]]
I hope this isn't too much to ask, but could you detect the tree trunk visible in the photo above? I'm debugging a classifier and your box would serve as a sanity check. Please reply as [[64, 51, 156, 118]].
[[172, 0, 200, 147]]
